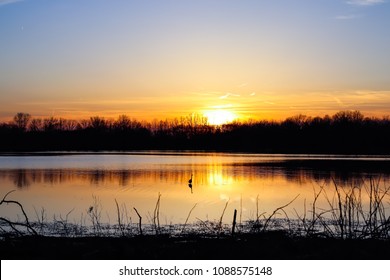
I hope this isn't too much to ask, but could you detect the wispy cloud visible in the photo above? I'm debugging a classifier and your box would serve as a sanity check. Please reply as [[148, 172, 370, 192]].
[[335, 14, 362, 20], [333, 97, 346, 107], [0, 0, 23, 6], [219, 92, 240, 99], [347, 0, 386, 6], [238, 83, 248, 88]]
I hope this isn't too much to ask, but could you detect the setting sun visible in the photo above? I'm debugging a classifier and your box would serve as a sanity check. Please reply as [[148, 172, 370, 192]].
[[204, 109, 236, 125]]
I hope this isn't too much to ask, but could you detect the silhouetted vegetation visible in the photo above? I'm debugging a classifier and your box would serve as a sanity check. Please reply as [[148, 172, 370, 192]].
[[1, 110, 389, 153], [1, 178, 390, 259]]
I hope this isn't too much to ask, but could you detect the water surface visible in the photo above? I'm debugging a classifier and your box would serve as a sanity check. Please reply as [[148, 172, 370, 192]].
[[1, 152, 389, 227]]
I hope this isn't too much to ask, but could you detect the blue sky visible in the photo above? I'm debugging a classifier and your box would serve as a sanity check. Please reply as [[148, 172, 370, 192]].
[[1, 0, 389, 121]]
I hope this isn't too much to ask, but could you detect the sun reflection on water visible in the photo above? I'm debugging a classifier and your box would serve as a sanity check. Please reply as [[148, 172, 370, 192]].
[[1, 154, 389, 226]]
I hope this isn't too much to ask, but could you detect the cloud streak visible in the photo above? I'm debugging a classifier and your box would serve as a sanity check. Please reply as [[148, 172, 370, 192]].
[[335, 14, 362, 20], [219, 92, 240, 99], [0, 0, 23, 6], [347, 0, 386, 6]]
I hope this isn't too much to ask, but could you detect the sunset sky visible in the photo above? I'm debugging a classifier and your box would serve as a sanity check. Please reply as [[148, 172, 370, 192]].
[[1, 0, 389, 123]]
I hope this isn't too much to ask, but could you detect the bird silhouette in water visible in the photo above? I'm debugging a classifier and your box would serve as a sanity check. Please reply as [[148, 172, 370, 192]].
[[188, 174, 193, 193], [188, 174, 193, 184]]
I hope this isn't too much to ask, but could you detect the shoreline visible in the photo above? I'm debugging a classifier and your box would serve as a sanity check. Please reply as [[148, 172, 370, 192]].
[[1, 232, 390, 260]]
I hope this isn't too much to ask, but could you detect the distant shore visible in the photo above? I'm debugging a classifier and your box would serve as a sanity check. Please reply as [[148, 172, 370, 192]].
[[2, 111, 390, 154]]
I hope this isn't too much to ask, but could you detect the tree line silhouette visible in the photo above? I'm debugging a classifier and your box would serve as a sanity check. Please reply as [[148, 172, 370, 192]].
[[1, 111, 389, 154]]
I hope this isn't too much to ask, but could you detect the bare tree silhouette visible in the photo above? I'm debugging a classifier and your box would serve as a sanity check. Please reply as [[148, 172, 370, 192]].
[[13, 112, 31, 131], [0, 110, 389, 153]]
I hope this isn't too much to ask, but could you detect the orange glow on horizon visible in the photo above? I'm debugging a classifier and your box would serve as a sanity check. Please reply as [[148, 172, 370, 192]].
[[1, 107, 390, 124], [1, 89, 390, 123]]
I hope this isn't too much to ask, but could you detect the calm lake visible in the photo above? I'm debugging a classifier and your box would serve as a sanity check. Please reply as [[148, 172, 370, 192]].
[[1, 152, 390, 230]]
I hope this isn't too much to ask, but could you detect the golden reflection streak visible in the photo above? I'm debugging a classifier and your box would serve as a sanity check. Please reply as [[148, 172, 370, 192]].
[[0, 167, 385, 225]]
